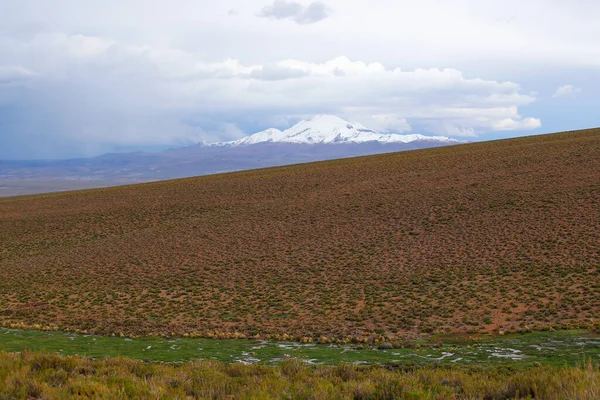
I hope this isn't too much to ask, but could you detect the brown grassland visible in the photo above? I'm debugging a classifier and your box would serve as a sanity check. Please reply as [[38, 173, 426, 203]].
[[1, 351, 599, 399], [0, 128, 599, 341]]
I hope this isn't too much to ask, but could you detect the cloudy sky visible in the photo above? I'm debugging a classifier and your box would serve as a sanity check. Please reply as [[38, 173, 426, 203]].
[[1, 0, 598, 159]]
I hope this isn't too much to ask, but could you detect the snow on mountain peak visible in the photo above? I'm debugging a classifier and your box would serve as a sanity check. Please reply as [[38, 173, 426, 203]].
[[212, 115, 459, 146], [280, 114, 379, 144]]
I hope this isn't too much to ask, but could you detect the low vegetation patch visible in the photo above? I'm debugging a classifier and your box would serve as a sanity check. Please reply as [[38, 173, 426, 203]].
[[0, 351, 599, 399]]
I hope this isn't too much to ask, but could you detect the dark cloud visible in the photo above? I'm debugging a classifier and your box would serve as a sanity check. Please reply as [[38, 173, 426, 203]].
[[259, 0, 331, 24], [296, 1, 330, 24]]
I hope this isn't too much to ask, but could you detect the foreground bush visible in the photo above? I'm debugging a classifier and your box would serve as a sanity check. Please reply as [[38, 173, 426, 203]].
[[0, 351, 599, 399]]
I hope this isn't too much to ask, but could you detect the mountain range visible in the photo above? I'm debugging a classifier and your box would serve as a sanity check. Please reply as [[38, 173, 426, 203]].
[[0, 115, 461, 196], [212, 115, 458, 146]]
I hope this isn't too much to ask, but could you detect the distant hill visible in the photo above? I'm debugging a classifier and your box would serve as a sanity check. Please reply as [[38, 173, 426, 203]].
[[0, 115, 460, 196], [1, 127, 598, 340]]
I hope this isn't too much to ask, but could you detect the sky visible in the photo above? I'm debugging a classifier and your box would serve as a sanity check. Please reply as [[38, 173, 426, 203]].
[[0, 0, 598, 159]]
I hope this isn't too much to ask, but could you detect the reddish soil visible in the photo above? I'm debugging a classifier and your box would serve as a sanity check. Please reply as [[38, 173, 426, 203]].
[[1, 128, 599, 340]]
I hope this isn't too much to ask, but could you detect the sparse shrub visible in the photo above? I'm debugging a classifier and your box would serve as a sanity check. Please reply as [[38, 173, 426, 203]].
[[1, 129, 599, 343], [280, 358, 306, 378]]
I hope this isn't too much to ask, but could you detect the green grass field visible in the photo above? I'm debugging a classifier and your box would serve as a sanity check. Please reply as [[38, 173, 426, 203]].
[[1, 328, 598, 367]]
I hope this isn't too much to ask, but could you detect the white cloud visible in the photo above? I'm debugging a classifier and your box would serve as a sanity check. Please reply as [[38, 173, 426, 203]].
[[491, 117, 541, 131], [278, 57, 385, 76], [411, 106, 541, 137], [1, 1, 599, 69], [553, 85, 582, 98], [0, 65, 37, 83], [368, 115, 412, 133], [0, 32, 543, 158], [2, 0, 599, 160], [65, 34, 114, 57]]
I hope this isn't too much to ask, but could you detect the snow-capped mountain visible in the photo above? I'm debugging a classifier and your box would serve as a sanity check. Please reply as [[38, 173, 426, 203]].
[[211, 115, 459, 146], [1, 115, 463, 196]]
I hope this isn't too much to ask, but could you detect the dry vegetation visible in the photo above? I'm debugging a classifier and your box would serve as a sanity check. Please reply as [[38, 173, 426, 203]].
[[1, 351, 599, 399], [1, 128, 599, 341]]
